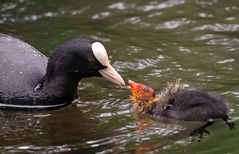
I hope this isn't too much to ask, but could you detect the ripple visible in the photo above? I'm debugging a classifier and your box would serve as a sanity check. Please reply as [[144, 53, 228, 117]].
[[97, 110, 131, 119], [225, 6, 238, 12], [101, 98, 131, 110], [196, 0, 218, 7], [198, 12, 213, 18], [0, 6, 90, 24], [86, 134, 130, 151], [1, 0, 239, 153], [115, 58, 158, 71], [0, 113, 47, 147], [108, 2, 133, 10], [23, 11, 61, 21], [223, 91, 239, 98], [108, 0, 185, 12], [194, 33, 239, 51], [113, 54, 164, 71], [0, 145, 73, 153], [194, 34, 218, 41], [225, 17, 237, 21], [125, 17, 141, 25], [217, 58, 235, 64], [192, 23, 239, 32], [178, 46, 191, 52], [92, 12, 110, 20], [71, 7, 90, 15], [208, 37, 239, 46], [126, 45, 143, 54], [149, 68, 171, 77], [84, 119, 185, 153], [155, 18, 191, 30], [89, 34, 111, 43], [0, 10, 66, 23], [148, 12, 163, 18], [0, 3, 17, 12], [116, 16, 151, 29], [33, 114, 51, 118], [137, 0, 185, 12]]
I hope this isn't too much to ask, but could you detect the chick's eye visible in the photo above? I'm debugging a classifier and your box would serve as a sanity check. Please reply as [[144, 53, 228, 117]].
[[142, 87, 148, 92]]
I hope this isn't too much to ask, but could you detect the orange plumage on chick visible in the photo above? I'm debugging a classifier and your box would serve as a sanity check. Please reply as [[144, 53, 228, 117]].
[[129, 80, 158, 113]]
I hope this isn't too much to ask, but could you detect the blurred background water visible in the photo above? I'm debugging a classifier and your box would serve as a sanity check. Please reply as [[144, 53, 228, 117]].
[[0, 0, 239, 153]]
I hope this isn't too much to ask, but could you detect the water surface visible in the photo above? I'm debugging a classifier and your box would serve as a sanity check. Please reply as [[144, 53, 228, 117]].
[[1, 0, 239, 153]]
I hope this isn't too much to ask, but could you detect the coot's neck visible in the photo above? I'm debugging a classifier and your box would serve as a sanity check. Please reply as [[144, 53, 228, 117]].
[[41, 73, 81, 101], [39, 45, 84, 101]]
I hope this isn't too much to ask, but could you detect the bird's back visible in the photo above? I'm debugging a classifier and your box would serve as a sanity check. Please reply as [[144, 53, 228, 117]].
[[165, 90, 229, 121], [0, 34, 48, 95]]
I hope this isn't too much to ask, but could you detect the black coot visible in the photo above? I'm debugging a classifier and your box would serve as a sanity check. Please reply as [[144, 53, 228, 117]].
[[0, 33, 125, 110]]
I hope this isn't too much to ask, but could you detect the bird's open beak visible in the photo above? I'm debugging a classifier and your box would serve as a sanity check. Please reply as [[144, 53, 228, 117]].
[[99, 64, 125, 87]]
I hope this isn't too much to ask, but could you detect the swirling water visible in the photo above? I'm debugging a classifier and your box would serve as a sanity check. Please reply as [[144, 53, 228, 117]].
[[1, 0, 239, 153]]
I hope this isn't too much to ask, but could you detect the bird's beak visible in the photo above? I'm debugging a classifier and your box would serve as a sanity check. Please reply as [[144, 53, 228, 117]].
[[128, 80, 136, 89], [99, 64, 125, 87], [128, 80, 138, 97]]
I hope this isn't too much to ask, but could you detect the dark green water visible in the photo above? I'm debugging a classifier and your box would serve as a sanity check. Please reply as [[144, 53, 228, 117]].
[[1, 0, 239, 153]]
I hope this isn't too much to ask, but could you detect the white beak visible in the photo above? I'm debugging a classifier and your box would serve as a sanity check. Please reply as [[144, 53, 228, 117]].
[[99, 64, 125, 87]]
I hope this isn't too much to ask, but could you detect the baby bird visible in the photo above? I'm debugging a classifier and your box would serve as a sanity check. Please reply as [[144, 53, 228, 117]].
[[129, 80, 235, 137]]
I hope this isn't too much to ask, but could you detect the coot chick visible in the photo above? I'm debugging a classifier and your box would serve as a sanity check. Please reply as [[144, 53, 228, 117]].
[[0, 33, 125, 111], [129, 80, 235, 137]]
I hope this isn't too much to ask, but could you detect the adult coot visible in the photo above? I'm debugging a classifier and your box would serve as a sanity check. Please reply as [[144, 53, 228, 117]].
[[0, 33, 125, 110], [129, 80, 235, 137]]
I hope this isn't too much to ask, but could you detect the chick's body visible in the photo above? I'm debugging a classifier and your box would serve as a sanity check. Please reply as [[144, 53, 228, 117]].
[[129, 80, 230, 122], [153, 88, 229, 121]]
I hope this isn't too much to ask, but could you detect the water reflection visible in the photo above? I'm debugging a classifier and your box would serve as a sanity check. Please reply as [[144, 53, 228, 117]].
[[0, 107, 107, 153], [0, 111, 48, 144], [129, 111, 201, 152], [0, 111, 50, 153], [0, 0, 239, 153]]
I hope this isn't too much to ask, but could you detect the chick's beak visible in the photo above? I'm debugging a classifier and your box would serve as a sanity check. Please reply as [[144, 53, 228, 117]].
[[128, 80, 138, 96], [99, 64, 125, 87], [128, 80, 136, 89]]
